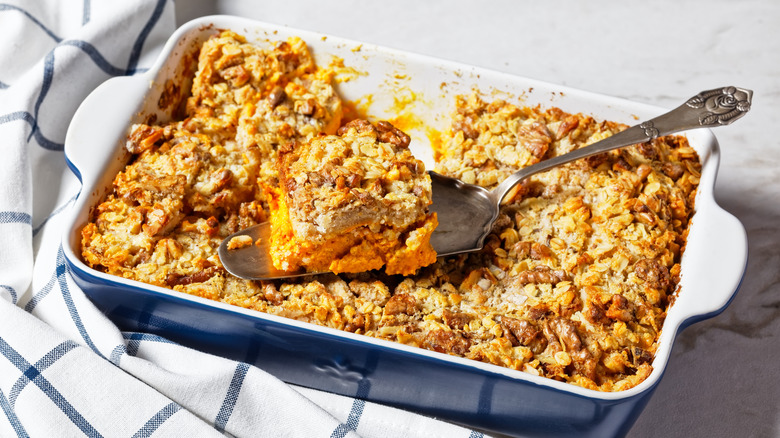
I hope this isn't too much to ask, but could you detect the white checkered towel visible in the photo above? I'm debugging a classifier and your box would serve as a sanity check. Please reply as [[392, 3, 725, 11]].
[[0, 1, 489, 436]]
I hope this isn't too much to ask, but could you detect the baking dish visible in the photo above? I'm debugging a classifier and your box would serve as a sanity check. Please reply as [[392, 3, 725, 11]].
[[62, 15, 747, 437]]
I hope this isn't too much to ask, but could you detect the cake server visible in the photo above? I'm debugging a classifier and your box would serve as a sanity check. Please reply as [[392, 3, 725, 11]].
[[219, 86, 752, 280]]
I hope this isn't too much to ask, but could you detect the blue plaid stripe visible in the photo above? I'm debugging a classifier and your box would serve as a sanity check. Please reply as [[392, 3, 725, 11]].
[[122, 331, 179, 345], [330, 399, 365, 438], [28, 40, 129, 150], [468, 431, 484, 438], [1, 285, 18, 305], [110, 332, 179, 365], [3, 0, 163, 151], [33, 193, 77, 236], [29, 47, 56, 144], [1, 2, 174, 435], [108, 344, 126, 366], [43, 246, 104, 358], [0, 338, 101, 436], [0, 388, 29, 438], [126, 333, 148, 357], [214, 362, 250, 432], [132, 402, 180, 438], [54, 40, 133, 76], [331, 375, 371, 438], [124, 332, 177, 357], [23, 269, 56, 313], [25, 225, 84, 313], [81, 0, 91, 25], [126, 0, 166, 73], [0, 110, 63, 150], [0, 211, 31, 225], [9, 341, 79, 406], [0, 4, 62, 42]]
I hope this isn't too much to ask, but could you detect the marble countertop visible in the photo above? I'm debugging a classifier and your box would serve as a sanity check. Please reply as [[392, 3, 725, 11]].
[[178, 1, 779, 436]]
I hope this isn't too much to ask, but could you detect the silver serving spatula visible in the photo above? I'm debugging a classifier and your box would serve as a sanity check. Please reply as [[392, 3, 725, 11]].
[[219, 86, 752, 280]]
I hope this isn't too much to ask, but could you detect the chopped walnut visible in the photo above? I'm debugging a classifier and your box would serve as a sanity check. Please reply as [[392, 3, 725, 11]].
[[605, 295, 634, 322], [166, 266, 220, 287], [126, 124, 164, 154], [384, 294, 418, 316], [634, 258, 672, 290], [375, 120, 411, 148], [442, 309, 472, 330], [516, 265, 570, 285], [422, 329, 471, 356], [499, 316, 543, 349]]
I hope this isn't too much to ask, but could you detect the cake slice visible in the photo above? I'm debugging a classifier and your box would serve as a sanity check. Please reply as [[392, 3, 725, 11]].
[[267, 119, 438, 275]]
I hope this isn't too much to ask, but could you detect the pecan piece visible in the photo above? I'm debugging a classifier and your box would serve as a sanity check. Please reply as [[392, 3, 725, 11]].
[[499, 316, 543, 350], [555, 115, 580, 140], [634, 258, 671, 290], [545, 317, 597, 381], [530, 243, 552, 260], [605, 295, 634, 322], [586, 152, 610, 169], [662, 162, 685, 181], [346, 173, 361, 188], [209, 168, 233, 193], [422, 329, 471, 356], [263, 282, 284, 306], [142, 208, 169, 236], [337, 119, 375, 136], [633, 347, 653, 366], [512, 241, 532, 259], [126, 124, 164, 154], [221, 64, 249, 87], [635, 141, 659, 160], [166, 266, 219, 287], [516, 265, 570, 285], [384, 294, 418, 316], [344, 313, 366, 333], [267, 85, 286, 108], [612, 156, 632, 172], [442, 309, 472, 330], [453, 117, 480, 140], [295, 98, 317, 116], [585, 301, 610, 325], [375, 120, 411, 148], [518, 122, 552, 159]]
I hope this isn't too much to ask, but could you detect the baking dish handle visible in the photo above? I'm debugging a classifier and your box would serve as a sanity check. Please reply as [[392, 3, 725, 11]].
[[674, 199, 747, 326], [64, 74, 149, 187]]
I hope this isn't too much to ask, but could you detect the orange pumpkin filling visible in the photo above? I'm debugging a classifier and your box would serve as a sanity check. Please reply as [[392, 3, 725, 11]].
[[267, 119, 437, 275]]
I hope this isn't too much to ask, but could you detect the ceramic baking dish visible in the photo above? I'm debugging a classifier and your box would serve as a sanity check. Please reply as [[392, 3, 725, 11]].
[[62, 15, 747, 437]]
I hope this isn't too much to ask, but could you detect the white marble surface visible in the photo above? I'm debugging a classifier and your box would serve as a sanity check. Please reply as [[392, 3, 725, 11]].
[[177, 1, 780, 436]]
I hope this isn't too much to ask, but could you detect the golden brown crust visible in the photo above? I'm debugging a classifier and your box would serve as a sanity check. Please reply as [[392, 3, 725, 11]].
[[268, 119, 437, 275], [81, 31, 701, 392], [426, 94, 699, 390]]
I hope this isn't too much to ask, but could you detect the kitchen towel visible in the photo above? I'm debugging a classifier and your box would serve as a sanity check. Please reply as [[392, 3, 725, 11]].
[[0, 1, 487, 436]]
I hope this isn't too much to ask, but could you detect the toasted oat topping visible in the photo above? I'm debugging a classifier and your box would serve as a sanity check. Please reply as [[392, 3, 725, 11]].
[[267, 119, 437, 275], [82, 31, 701, 392], [281, 119, 432, 239]]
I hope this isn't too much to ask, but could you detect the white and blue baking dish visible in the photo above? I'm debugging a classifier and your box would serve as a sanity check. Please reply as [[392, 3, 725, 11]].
[[62, 15, 747, 437]]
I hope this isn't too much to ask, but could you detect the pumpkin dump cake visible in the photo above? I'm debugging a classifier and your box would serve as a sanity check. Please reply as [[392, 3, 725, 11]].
[[81, 30, 701, 392], [267, 119, 437, 275]]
